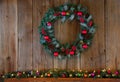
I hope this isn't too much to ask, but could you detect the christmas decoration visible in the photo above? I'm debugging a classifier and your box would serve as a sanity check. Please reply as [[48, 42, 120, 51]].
[[39, 3, 96, 59], [1, 69, 120, 79]]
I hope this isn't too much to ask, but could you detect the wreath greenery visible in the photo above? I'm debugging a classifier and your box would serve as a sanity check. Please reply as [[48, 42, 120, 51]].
[[39, 3, 96, 59], [1, 69, 120, 79]]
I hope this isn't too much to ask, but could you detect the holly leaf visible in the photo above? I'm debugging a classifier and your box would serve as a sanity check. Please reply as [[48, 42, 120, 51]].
[[48, 30, 54, 33], [86, 15, 92, 22], [65, 43, 70, 49], [64, 5, 68, 11], [40, 39, 46, 44], [89, 27, 96, 34], [47, 26, 52, 29], [70, 7, 75, 12], [69, 14, 75, 20], [77, 4, 82, 10], [79, 34, 83, 40], [61, 16, 66, 23]]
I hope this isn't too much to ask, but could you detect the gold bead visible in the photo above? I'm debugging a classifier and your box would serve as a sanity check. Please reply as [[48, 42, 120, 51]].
[[41, 75, 43, 78], [80, 41, 83, 44], [66, 12, 70, 15], [11, 74, 14, 76], [34, 76, 36, 78], [69, 74, 72, 77]]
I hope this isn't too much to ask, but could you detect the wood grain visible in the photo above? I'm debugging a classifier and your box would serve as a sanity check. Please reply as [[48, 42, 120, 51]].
[[0, 0, 17, 73], [33, 0, 54, 70], [105, 0, 120, 70], [17, 0, 33, 71], [0, 0, 7, 73], [0, 0, 120, 77], [80, 0, 105, 70], [4, 78, 120, 82], [7, 0, 17, 72]]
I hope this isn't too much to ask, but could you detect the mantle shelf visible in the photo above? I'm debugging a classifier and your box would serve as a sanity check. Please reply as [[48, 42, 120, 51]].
[[4, 78, 120, 82]]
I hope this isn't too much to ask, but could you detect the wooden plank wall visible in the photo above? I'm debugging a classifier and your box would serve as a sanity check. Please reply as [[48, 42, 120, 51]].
[[0, 0, 120, 74], [4, 78, 120, 82]]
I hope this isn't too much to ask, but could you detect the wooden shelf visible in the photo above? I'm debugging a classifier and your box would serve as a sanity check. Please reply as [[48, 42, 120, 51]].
[[4, 78, 120, 82]]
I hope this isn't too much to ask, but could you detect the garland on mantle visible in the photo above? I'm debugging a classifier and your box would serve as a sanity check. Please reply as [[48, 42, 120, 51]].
[[1, 69, 120, 79], [39, 3, 96, 59]]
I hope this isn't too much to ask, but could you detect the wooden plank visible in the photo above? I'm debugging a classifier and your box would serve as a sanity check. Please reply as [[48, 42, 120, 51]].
[[50, 0, 81, 70], [32, 0, 54, 70], [53, 0, 68, 70], [7, 0, 17, 72], [4, 78, 120, 82], [0, 0, 17, 73], [17, 0, 33, 71], [0, 0, 6, 73], [67, 0, 81, 71], [105, 0, 120, 70], [80, 0, 105, 70]]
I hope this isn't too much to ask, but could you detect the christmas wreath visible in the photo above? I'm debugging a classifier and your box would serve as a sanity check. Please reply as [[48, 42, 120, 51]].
[[39, 3, 96, 59]]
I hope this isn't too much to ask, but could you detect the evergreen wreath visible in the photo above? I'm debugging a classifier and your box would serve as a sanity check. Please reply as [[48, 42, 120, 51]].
[[39, 3, 96, 59]]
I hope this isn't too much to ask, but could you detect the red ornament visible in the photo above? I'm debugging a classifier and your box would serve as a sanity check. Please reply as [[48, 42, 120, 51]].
[[91, 73, 95, 77], [82, 30, 87, 34], [54, 52, 59, 57], [77, 11, 83, 16], [17, 72, 22, 76], [88, 21, 93, 27], [46, 38, 51, 43], [47, 22, 52, 26], [72, 46, 76, 51], [62, 74, 66, 78], [107, 70, 111, 74], [82, 44, 88, 49], [61, 11, 66, 16], [80, 17, 84, 23], [44, 36, 49, 40], [115, 71, 119, 75], [41, 28, 46, 35], [69, 51, 75, 55], [97, 70, 101, 74]]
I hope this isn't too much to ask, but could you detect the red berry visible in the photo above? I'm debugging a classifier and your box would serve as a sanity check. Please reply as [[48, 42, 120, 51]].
[[17, 72, 22, 76], [107, 70, 111, 74], [115, 71, 119, 75], [82, 44, 88, 49], [47, 22, 52, 26], [65, 49, 69, 54], [72, 46, 76, 51], [82, 30, 87, 34], [69, 51, 75, 55], [61, 11, 66, 16], [54, 52, 59, 57], [41, 28, 46, 35], [54, 13, 60, 16], [77, 11, 83, 16], [80, 17, 84, 23], [44, 36, 49, 40], [46, 38, 51, 43], [88, 21, 93, 27], [61, 48, 65, 52], [62, 74, 66, 78], [97, 70, 101, 74]]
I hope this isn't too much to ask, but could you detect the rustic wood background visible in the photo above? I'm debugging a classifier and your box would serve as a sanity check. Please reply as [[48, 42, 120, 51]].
[[4, 78, 120, 82], [0, 0, 120, 74]]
